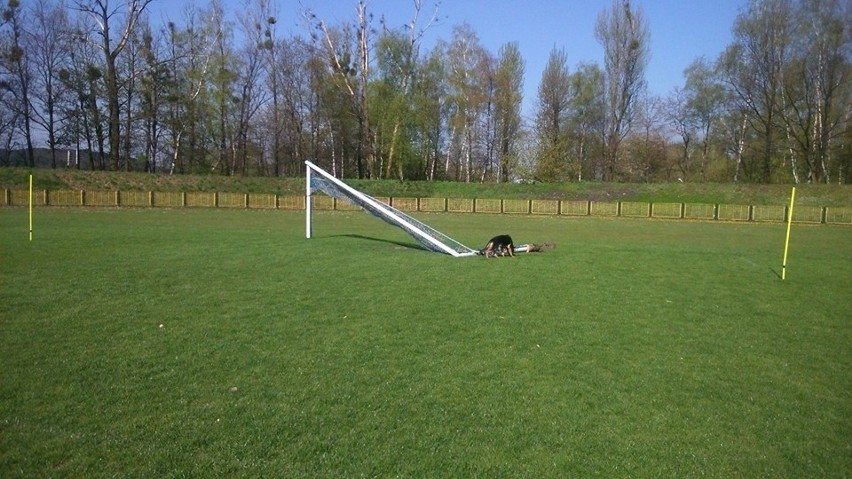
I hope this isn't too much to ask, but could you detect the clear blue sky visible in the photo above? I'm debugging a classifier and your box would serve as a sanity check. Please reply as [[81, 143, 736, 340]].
[[151, 0, 746, 117]]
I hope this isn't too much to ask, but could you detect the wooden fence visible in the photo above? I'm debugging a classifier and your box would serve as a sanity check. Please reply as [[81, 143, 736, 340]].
[[3, 188, 851, 225]]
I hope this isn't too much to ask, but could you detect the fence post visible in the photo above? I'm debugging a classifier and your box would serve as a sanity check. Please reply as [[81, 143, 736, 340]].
[[12, 191, 846, 224]]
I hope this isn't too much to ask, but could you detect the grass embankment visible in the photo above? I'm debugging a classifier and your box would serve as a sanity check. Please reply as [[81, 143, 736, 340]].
[[1, 208, 850, 477], [1, 167, 849, 206]]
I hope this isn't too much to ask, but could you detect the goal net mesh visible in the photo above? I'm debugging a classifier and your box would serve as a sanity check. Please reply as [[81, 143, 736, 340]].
[[308, 165, 477, 257]]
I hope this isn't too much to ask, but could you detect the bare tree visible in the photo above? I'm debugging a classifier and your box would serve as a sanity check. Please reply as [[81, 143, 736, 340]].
[[719, 0, 794, 182], [305, 0, 374, 178], [664, 87, 695, 180], [231, 1, 271, 175], [27, 0, 73, 169], [250, 0, 282, 176], [74, 0, 152, 170], [446, 22, 491, 182], [276, 38, 314, 176], [567, 62, 605, 181], [118, 20, 145, 170], [209, 1, 234, 175], [376, 0, 440, 179], [534, 46, 571, 181], [136, 18, 167, 172], [494, 41, 524, 182], [160, 3, 225, 174], [415, 43, 449, 180], [1, 0, 35, 167], [782, 0, 850, 182], [594, 0, 650, 181], [628, 92, 669, 181], [683, 57, 725, 181], [57, 13, 105, 170]]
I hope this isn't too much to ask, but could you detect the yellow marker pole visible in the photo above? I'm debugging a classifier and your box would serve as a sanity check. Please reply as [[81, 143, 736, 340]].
[[29, 174, 33, 241], [781, 186, 795, 280]]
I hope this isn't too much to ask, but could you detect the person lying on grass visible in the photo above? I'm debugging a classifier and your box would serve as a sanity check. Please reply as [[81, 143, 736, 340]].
[[479, 234, 555, 258]]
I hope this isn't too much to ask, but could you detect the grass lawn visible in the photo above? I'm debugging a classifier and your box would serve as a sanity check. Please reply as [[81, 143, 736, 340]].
[[1, 208, 850, 477]]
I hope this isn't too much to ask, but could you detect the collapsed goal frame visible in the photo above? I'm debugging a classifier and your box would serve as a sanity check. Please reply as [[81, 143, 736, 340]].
[[305, 161, 478, 257]]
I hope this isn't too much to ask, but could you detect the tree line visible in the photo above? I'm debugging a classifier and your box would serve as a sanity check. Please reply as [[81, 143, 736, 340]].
[[0, 0, 849, 183]]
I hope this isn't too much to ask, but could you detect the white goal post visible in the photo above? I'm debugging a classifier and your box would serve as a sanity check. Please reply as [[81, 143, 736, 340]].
[[305, 161, 478, 257]]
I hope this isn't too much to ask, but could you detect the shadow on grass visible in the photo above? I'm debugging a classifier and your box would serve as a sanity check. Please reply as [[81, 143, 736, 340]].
[[740, 256, 782, 279], [331, 234, 424, 252]]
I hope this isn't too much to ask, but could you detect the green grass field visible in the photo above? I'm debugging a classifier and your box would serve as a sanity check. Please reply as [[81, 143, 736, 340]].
[[1, 208, 850, 477]]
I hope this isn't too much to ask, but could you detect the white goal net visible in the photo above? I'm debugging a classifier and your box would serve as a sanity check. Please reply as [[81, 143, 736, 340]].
[[305, 161, 478, 257]]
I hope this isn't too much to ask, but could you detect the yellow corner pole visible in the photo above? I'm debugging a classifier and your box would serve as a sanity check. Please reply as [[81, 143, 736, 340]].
[[781, 186, 796, 280], [29, 174, 33, 241]]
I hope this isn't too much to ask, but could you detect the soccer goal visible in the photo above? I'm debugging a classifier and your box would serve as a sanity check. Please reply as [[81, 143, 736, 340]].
[[305, 161, 478, 257]]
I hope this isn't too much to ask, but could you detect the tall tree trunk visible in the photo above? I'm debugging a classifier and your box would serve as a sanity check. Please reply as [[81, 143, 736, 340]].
[[77, 0, 151, 169]]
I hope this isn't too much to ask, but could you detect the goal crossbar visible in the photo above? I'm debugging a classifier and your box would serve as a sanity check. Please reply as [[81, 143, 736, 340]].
[[305, 161, 478, 257]]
